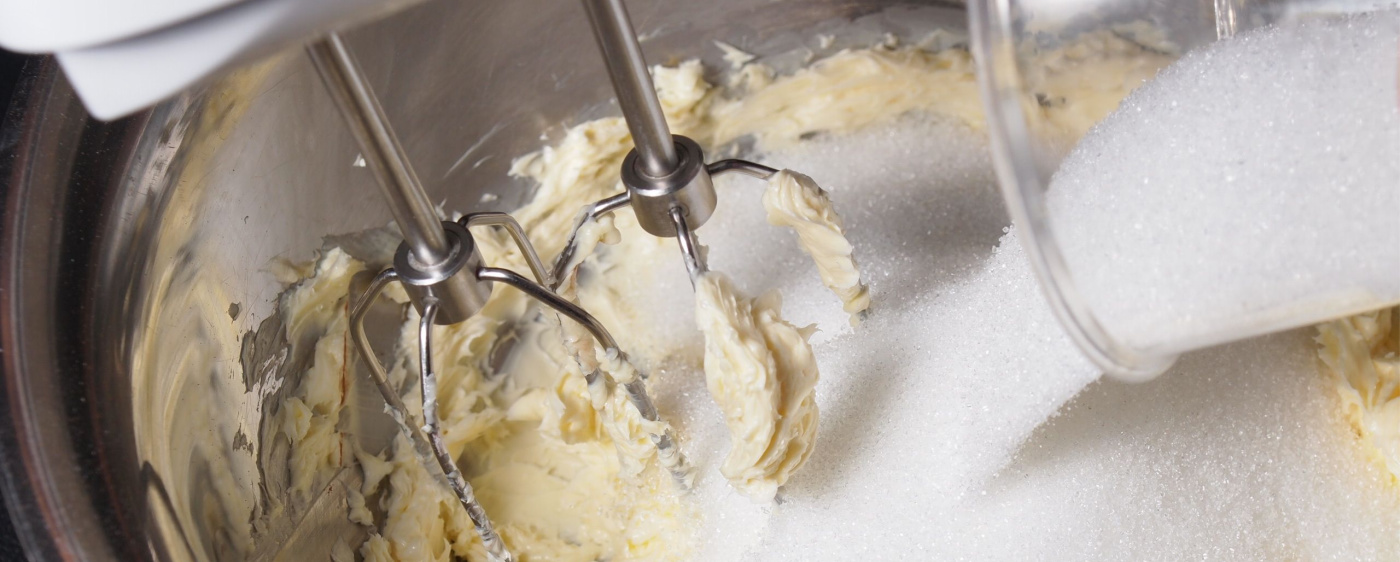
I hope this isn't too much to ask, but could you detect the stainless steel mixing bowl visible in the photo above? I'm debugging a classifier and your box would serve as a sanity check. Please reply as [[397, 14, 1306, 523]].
[[0, 1, 966, 559]]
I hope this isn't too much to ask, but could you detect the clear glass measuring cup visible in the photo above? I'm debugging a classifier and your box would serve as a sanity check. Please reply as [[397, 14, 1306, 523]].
[[970, 0, 1400, 381]]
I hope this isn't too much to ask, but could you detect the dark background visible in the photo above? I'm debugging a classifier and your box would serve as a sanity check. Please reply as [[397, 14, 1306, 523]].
[[1, 49, 23, 115], [0, 45, 34, 561]]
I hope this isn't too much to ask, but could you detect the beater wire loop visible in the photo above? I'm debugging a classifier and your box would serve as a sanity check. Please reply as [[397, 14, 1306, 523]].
[[348, 270, 514, 562]]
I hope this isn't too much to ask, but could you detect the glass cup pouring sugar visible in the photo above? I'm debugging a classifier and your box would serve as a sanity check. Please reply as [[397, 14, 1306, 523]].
[[971, 0, 1400, 381]]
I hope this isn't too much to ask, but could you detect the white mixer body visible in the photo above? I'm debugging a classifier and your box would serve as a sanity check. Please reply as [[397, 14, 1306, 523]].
[[0, 0, 421, 119]]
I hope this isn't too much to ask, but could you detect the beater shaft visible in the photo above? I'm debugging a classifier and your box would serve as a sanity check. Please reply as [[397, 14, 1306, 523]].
[[307, 34, 450, 266], [312, 32, 516, 562], [580, 0, 678, 177], [310, 33, 492, 329]]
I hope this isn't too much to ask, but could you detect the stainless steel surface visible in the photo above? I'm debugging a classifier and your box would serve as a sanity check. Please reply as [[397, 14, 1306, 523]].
[[581, 0, 679, 177], [0, 1, 968, 559], [348, 269, 417, 441], [263, 468, 363, 562], [306, 34, 451, 267], [622, 135, 717, 237]]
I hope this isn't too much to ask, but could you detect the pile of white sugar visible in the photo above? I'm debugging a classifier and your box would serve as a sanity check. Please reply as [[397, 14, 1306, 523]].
[[650, 116, 1105, 560], [639, 13, 1400, 560], [1049, 11, 1400, 353]]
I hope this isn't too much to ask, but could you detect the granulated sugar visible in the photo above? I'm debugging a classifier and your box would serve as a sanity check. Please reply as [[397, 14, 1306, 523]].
[[714, 329, 1400, 560], [647, 116, 1105, 559], [641, 16, 1400, 557], [1049, 11, 1400, 353]]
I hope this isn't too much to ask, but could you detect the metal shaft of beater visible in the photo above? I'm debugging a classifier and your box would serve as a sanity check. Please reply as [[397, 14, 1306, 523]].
[[307, 33, 451, 266], [311, 33, 514, 562], [581, 0, 678, 177]]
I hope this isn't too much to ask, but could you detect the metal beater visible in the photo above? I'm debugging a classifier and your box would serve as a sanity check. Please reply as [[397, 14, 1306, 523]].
[[305, 30, 680, 562], [303, 0, 793, 557], [561, 0, 781, 287]]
